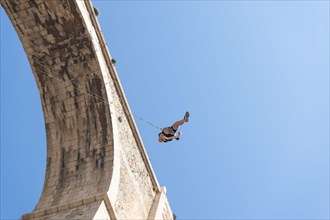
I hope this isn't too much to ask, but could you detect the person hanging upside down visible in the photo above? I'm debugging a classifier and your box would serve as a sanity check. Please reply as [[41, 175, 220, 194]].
[[158, 112, 190, 143]]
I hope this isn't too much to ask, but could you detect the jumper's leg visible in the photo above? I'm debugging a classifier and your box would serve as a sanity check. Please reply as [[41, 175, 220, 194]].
[[171, 119, 185, 131]]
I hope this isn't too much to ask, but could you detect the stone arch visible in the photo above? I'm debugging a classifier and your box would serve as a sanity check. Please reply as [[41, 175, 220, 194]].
[[1, 0, 173, 219]]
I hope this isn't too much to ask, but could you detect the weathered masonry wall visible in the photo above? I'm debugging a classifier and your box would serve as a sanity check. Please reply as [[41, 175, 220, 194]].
[[1, 0, 173, 219]]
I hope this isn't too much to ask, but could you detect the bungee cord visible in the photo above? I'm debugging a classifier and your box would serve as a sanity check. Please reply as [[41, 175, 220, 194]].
[[32, 61, 162, 130]]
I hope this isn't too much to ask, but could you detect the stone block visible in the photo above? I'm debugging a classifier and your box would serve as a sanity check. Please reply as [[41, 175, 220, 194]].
[[83, 196, 96, 205], [69, 200, 83, 209], [21, 212, 34, 220], [45, 206, 58, 215], [58, 203, 69, 212], [33, 209, 46, 218]]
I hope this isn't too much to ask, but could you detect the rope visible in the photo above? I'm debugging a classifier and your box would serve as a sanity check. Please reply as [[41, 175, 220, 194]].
[[32, 62, 162, 131], [33, 64, 109, 104], [133, 115, 162, 130]]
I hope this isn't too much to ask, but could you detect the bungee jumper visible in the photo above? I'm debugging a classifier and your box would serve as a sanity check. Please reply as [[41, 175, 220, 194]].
[[158, 112, 190, 143]]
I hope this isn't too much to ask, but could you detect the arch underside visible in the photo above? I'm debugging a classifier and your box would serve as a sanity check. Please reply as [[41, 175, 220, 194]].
[[1, 0, 173, 219], [2, 0, 114, 218]]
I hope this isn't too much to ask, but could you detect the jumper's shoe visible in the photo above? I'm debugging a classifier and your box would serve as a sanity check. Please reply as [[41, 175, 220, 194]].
[[184, 111, 190, 122], [176, 131, 182, 140]]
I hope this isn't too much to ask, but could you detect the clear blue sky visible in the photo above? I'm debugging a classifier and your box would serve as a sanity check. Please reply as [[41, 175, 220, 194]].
[[1, 1, 329, 219]]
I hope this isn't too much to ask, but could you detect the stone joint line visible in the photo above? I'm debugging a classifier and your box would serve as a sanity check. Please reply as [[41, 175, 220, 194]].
[[21, 193, 110, 220]]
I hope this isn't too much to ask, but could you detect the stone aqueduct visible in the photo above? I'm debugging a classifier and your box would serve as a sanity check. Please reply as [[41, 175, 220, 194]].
[[1, 0, 173, 219]]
